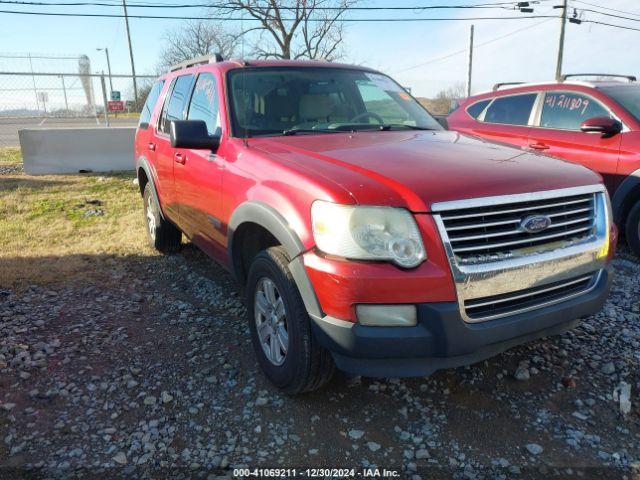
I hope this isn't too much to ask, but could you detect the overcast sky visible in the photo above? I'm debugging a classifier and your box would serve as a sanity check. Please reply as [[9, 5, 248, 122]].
[[1, 0, 639, 98]]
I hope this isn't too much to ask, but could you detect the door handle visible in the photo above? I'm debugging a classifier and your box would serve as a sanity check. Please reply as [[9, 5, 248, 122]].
[[148, 142, 156, 151], [529, 142, 550, 151], [174, 153, 186, 165]]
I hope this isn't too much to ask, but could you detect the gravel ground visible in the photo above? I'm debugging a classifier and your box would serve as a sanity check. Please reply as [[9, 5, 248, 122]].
[[0, 242, 639, 479]]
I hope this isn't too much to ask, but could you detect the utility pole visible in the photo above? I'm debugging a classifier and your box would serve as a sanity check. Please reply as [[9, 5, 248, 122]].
[[122, 0, 139, 104], [466, 24, 475, 97], [555, 0, 568, 81], [97, 48, 114, 94]]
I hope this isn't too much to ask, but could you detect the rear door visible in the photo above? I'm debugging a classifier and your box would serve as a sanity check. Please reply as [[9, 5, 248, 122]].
[[527, 90, 622, 192], [151, 74, 195, 223], [173, 72, 226, 257], [469, 92, 539, 149]]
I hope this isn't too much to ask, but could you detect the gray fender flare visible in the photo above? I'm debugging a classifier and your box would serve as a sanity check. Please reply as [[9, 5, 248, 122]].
[[612, 168, 640, 224], [136, 156, 166, 220], [228, 201, 323, 319]]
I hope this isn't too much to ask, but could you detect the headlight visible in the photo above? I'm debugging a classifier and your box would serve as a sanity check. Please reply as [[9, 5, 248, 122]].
[[311, 201, 426, 268]]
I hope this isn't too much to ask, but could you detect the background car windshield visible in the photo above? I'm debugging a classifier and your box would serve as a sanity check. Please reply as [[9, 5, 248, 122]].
[[228, 67, 441, 136], [600, 85, 640, 122]]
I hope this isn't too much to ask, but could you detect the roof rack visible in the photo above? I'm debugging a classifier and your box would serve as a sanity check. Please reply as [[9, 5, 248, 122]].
[[492, 82, 525, 91], [169, 53, 223, 72], [561, 73, 637, 83]]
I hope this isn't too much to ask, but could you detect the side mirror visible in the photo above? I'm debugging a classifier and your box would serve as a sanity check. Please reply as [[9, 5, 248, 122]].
[[580, 116, 622, 137], [170, 120, 219, 150]]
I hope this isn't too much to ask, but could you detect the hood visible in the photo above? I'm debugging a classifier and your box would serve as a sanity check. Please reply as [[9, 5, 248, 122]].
[[251, 130, 603, 212]]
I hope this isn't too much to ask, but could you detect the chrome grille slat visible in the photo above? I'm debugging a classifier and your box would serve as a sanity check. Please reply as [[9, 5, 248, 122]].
[[465, 275, 593, 309], [463, 273, 597, 320], [438, 192, 596, 260], [452, 226, 594, 253], [450, 217, 592, 242], [440, 197, 592, 221]]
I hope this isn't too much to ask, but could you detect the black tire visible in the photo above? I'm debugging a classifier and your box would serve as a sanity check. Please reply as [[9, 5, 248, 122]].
[[142, 183, 181, 254], [246, 246, 335, 394], [625, 200, 640, 257]]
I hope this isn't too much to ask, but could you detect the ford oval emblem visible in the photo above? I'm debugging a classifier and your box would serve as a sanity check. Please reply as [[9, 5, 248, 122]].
[[520, 215, 552, 233]]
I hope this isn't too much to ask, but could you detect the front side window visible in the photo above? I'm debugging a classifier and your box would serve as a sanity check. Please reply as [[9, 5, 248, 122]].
[[161, 74, 194, 133], [599, 85, 640, 122], [540, 91, 610, 130], [139, 80, 164, 128], [227, 67, 441, 137], [483, 93, 537, 126], [187, 73, 220, 136]]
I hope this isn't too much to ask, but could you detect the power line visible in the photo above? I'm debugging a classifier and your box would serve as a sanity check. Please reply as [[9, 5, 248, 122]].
[[572, 0, 640, 19], [574, 7, 640, 24], [0, 0, 537, 10], [0, 9, 560, 21], [396, 17, 554, 73]]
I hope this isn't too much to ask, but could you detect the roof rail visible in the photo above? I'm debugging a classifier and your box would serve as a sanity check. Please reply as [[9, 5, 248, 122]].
[[561, 73, 637, 83], [169, 53, 223, 72], [492, 82, 525, 91]]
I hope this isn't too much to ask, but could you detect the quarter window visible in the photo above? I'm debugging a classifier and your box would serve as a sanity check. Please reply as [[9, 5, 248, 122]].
[[160, 74, 194, 133], [540, 91, 610, 130], [187, 73, 220, 136], [466, 99, 490, 119], [483, 93, 537, 126]]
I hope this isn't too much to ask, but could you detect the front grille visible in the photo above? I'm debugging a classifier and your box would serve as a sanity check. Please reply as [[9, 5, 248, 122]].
[[464, 273, 596, 320], [439, 192, 596, 262]]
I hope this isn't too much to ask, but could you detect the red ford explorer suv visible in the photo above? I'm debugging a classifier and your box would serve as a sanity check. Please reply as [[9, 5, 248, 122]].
[[134, 57, 615, 394], [447, 74, 640, 256]]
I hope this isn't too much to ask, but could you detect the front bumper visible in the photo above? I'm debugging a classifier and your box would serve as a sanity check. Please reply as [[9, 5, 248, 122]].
[[310, 267, 612, 378]]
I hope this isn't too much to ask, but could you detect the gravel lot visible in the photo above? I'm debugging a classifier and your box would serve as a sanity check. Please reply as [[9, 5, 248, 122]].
[[1, 203, 639, 478]]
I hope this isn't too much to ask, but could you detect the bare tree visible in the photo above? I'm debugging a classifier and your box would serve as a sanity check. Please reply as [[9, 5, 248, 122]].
[[214, 0, 357, 60], [159, 21, 240, 70], [418, 82, 467, 116]]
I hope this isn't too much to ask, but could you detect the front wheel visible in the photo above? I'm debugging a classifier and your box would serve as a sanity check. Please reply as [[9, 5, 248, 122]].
[[625, 199, 640, 257], [246, 246, 335, 394]]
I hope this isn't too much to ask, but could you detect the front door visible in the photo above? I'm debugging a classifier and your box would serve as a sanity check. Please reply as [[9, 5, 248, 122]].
[[152, 74, 195, 222], [173, 72, 226, 259], [470, 92, 539, 149], [527, 91, 622, 193]]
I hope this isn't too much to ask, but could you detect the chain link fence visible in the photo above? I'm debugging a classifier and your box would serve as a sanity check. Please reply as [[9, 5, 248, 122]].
[[0, 56, 156, 146]]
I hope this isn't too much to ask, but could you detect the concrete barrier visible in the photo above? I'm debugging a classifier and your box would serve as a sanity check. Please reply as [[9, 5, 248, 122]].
[[19, 127, 136, 175]]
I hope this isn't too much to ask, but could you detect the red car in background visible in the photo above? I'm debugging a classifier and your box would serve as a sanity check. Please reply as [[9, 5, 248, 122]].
[[447, 74, 640, 256]]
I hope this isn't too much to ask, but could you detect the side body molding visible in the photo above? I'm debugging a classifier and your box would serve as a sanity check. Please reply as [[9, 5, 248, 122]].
[[228, 201, 323, 319], [612, 168, 640, 223]]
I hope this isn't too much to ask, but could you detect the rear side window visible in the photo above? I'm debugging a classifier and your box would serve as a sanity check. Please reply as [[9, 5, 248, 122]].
[[139, 80, 164, 128], [466, 99, 490, 119], [483, 93, 537, 126], [540, 91, 610, 130], [187, 73, 220, 136], [160, 74, 194, 133]]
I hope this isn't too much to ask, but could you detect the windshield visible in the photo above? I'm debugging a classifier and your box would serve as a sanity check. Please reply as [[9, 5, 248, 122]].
[[600, 85, 640, 122], [227, 67, 442, 137]]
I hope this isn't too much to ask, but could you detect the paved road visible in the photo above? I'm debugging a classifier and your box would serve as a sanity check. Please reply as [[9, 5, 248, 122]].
[[0, 116, 138, 147]]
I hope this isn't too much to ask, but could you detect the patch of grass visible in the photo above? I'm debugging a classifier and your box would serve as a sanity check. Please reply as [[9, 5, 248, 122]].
[[0, 150, 157, 287], [0, 147, 21, 165]]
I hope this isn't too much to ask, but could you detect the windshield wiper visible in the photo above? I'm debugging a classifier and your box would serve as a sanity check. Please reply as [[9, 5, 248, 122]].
[[378, 124, 435, 131], [282, 127, 347, 136]]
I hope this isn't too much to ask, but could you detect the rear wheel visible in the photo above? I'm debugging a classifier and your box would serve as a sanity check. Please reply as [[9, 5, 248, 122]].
[[142, 183, 181, 254], [246, 246, 335, 394], [625, 199, 640, 257]]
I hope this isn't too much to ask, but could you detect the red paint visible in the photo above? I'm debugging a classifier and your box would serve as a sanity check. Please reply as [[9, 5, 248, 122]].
[[135, 61, 609, 321]]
